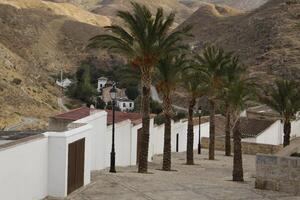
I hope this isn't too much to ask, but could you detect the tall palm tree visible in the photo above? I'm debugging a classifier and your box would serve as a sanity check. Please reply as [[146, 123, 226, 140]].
[[195, 46, 232, 160], [228, 77, 254, 182], [182, 68, 205, 165], [88, 3, 191, 173], [261, 80, 300, 147], [155, 55, 186, 170], [222, 57, 246, 156]]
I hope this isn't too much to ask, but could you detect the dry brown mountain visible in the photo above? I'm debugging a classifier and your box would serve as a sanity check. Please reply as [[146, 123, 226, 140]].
[[0, 0, 110, 128], [92, 0, 198, 27], [0, 0, 299, 129], [179, 0, 300, 82], [181, 0, 268, 11]]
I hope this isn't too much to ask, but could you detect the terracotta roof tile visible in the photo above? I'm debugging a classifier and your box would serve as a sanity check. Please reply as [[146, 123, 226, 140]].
[[240, 117, 275, 138], [52, 107, 92, 121], [52, 107, 142, 125]]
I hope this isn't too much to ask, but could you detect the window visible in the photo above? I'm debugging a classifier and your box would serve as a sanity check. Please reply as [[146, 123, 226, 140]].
[[123, 103, 126, 107], [129, 103, 132, 108]]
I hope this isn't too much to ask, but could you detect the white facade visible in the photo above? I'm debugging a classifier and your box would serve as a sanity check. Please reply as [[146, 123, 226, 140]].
[[97, 77, 108, 92], [56, 78, 72, 88], [242, 119, 300, 145], [45, 124, 93, 197], [0, 110, 208, 200], [0, 137, 48, 200], [116, 99, 134, 112]]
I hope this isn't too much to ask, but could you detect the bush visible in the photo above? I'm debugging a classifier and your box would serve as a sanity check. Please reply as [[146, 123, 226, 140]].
[[151, 100, 163, 114], [12, 78, 22, 85], [173, 112, 187, 122], [291, 152, 300, 157], [154, 114, 165, 125], [125, 86, 139, 100]]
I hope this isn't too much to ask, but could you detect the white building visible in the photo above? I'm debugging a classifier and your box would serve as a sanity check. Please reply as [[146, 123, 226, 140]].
[[0, 107, 204, 200], [116, 98, 134, 112], [56, 78, 72, 88], [97, 77, 108, 92]]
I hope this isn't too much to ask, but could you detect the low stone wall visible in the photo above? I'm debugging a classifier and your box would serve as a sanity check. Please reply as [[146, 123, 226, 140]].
[[256, 154, 300, 195], [201, 137, 282, 155]]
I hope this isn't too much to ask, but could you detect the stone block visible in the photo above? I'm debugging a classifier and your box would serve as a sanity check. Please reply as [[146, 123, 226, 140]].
[[279, 181, 297, 194]]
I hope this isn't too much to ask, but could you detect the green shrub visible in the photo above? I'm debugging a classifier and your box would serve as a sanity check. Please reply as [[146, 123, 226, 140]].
[[291, 152, 300, 157], [154, 114, 165, 125]]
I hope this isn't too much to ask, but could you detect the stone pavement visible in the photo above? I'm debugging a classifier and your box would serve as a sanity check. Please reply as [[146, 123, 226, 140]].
[[65, 150, 300, 200]]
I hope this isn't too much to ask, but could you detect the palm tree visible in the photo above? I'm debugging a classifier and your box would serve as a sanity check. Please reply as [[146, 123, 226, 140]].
[[182, 68, 205, 165], [227, 77, 254, 182], [88, 3, 191, 173], [222, 57, 246, 156], [261, 80, 300, 147], [155, 55, 186, 170], [195, 45, 232, 160]]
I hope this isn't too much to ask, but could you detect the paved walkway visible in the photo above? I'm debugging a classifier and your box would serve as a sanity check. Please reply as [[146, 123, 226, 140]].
[[66, 150, 300, 200]]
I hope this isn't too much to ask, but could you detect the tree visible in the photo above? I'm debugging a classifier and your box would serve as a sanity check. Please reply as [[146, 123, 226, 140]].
[[222, 56, 246, 156], [67, 64, 97, 105], [125, 86, 139, 100], [227, 77, 254, 182], [260, 80, 300, 147], [88, 2, 191, 173], [195, 45, 232, 160], [155, 55, 186, 171], [181, 68, 205, 165]]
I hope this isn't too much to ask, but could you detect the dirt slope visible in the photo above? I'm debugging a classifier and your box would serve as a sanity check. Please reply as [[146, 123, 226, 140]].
[[181, 0, 268, 11], [92, 0, 196, 27], [179, 0, 300, 82], [0, 0, 109, 128]]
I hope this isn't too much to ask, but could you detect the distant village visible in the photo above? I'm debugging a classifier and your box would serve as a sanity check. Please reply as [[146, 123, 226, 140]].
[[56, 76, 135, 112]]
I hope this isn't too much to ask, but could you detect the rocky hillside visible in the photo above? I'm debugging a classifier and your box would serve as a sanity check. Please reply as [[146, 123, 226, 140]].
[[0, 0, 110, 128], [181, 0, 268, 11], [0, 0, 299, 129], [179, 0, 300, 83]]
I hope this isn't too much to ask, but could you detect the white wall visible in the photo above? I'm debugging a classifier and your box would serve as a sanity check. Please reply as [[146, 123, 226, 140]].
[[253, 119, 300, 145], [72, 111, 107, 170], [251, 121, 282, 145], [45, 124, 93, 198], [291, 119, 300, 139], [130, 123, 142, 165], [105, 120, 133, 167], [149, 120, 209, 157], [0, 137, 48, 200]]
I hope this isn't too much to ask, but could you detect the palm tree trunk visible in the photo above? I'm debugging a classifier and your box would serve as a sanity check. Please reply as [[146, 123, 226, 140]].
[[225, 103, 231, 156], [162, 94, 172, 171], [138, 70, 151, 173], [283, 120, 291, 147], [233, 118, 244, 181], [186, 97, 196, 165], [209, 100, 215, 160]]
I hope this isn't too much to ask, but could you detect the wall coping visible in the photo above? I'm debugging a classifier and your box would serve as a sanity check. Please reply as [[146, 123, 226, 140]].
[[44, 124, 93, 138], [257, 153, 300, 161], [0, 134, 46, 152]]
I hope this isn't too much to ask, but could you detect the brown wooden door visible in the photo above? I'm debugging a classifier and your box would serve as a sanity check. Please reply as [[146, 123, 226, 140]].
[[67, 138, 85, 195], [136, 128, 142, 164]]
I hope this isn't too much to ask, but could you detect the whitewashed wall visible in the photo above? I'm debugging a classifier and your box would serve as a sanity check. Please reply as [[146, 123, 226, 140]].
[[291, 120, 300, 139], [0, 137, 48, 200], [130, 123, 142, 165], [72, 111, 107, 170], [247, 119, 300, 145], [244, 121, 282, 145], [45, 124, 93, 198], [105, 120, 133, 167], [149, 120, 209, 157]]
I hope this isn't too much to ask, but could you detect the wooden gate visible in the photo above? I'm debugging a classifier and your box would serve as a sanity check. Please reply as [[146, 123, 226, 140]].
[[136, 128, 142, 164], [67, 138, 85, 195]]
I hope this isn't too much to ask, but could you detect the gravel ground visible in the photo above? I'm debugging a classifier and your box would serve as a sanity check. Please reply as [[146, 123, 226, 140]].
[[63, 150, 300, 200]]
